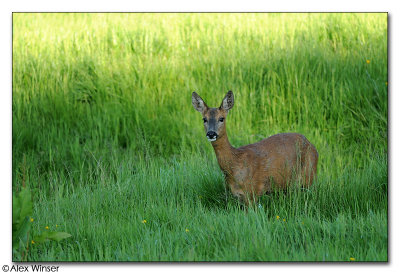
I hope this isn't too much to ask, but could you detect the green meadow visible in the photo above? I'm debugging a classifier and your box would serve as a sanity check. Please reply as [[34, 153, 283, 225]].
[[12, 13, 387, 261]]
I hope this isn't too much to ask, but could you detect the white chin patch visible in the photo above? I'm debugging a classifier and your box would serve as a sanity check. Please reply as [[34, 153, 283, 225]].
[[207, 137, 217, 142]]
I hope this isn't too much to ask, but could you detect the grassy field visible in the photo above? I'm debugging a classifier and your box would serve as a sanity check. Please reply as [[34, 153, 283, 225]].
[[12, 13, 387, 261]]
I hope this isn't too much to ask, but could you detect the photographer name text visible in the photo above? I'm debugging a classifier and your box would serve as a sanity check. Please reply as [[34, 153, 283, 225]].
[[2, 265, 59, 273]]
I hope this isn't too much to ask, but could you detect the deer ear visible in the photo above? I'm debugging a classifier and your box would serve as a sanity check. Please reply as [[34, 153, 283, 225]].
[[220, 90, 234, 111], [192, 92, 208, 113]]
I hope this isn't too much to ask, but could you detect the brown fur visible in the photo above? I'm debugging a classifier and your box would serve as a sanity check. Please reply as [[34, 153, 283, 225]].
[[192, 91, 318, 206]]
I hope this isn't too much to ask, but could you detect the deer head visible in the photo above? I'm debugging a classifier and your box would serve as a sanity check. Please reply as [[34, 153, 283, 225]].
[[192, 91, 234, 142]]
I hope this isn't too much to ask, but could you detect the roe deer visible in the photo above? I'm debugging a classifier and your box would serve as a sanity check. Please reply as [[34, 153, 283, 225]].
[[192, 90, 318, 206]]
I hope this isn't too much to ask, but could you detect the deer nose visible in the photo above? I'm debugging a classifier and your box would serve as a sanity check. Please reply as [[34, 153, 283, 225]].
[[206, 131, 218, 141]]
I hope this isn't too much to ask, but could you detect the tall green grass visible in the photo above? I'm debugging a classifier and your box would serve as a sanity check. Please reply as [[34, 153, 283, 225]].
[[12, 13, 387, 261]]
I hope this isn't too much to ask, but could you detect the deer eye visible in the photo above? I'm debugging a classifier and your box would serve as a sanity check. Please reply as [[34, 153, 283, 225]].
[[219, 117, 224, 122], [203, 118, 207, 123]]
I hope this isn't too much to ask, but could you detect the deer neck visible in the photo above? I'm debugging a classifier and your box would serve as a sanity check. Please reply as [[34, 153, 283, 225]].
[[211, 130, 236, 175]]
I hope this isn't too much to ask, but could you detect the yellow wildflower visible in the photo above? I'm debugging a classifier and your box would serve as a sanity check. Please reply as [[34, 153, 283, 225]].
[[350, 257, 356, 261], [31, 240, 35, 244], [30, 218, 34, 222], [45, 226, 49, 230], [142, 220, 147, 224], [185, 228, 190, 232], [283, 218, 286, 222], [56, 224, 59, 228], [366, 60, 370, 64], [276, 216, 280, 220]]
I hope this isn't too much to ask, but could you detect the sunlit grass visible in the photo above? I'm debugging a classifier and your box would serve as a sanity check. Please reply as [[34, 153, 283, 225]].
[[13, 13, 387, 261]]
